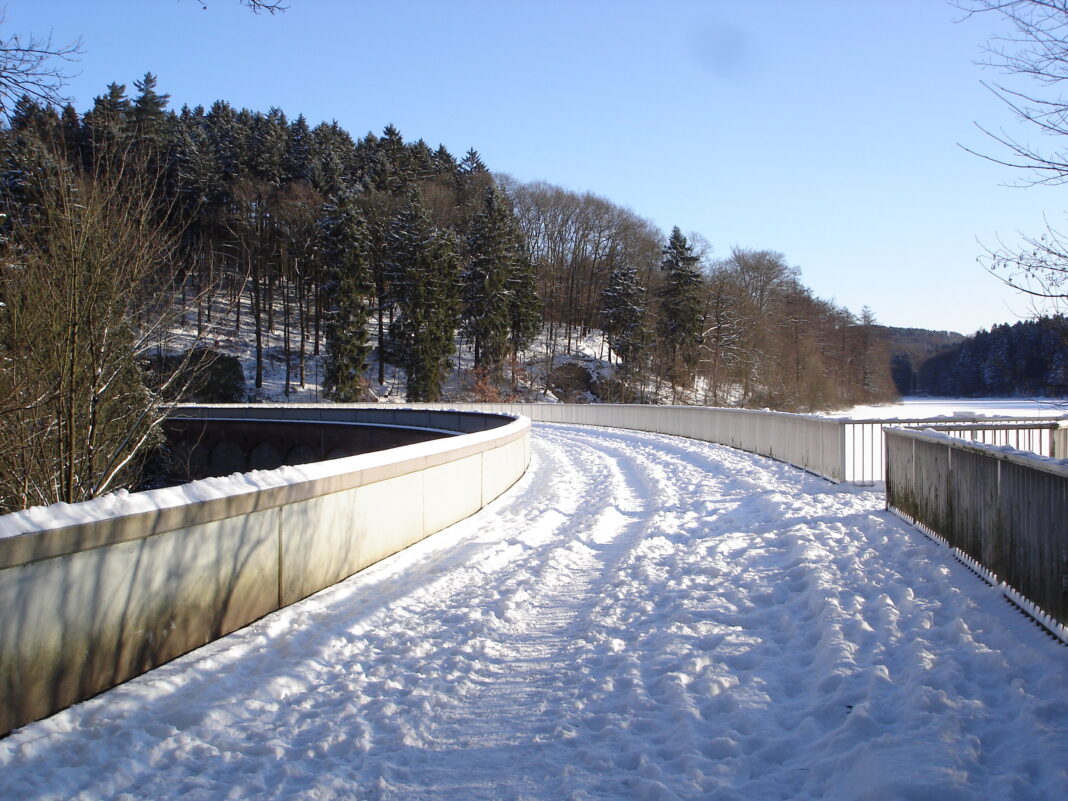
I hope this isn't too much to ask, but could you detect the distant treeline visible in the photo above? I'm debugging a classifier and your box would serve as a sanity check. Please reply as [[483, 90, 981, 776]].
[[891, 317, 1068, 397]]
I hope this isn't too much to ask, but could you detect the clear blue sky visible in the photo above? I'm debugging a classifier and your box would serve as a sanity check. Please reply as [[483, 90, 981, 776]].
[[6, 0, 1062, 335]]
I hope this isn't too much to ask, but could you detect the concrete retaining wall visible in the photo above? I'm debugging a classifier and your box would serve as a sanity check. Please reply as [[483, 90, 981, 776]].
[[161, 418, 456, 479], [369, 402, 848, 482], [0, 407, 530, 736]]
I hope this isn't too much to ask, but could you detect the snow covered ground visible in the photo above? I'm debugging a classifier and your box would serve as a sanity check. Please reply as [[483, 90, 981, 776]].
[[187, 298, 613, 404], [3, 423, 1067, 800]]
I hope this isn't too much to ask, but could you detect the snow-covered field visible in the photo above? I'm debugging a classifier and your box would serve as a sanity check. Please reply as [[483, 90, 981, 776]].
[[2, 423, 1065, 800]]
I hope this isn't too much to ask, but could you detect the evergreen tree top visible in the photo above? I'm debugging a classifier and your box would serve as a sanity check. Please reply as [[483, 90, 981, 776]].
[[460, 148, 487, 174], [100, 82, 129, 106], [433, 144, 457, 172], [133, 73, 169, 112], [661, 226, 699, 273]]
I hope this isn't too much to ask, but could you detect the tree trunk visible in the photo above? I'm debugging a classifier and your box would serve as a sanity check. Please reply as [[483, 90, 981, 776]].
[[251, 254, 263, 389], [298, 264, 307, 388], [313, 280, 321, 356], [283, 276, 291, 397]]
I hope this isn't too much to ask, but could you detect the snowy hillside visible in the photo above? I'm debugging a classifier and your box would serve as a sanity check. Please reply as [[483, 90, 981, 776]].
[[178, 293, 621, 404], [3, 424, 1065, 800]]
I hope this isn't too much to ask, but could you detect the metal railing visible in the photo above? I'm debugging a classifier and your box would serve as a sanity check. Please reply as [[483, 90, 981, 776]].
[[842, 416, 1067, 485]]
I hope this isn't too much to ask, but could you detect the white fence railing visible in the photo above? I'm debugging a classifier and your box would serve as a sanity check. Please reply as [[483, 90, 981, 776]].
[[842, 417, 1066, 485]]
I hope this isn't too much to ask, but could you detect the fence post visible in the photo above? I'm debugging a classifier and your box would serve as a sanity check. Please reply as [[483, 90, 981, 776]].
[[1054, 424, 1068, 459], [839, 421, 849, 483]]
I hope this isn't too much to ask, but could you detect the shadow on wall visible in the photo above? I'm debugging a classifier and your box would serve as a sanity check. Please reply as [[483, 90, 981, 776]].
[[0, 505, 283, 736], [0, 408, 530, 736], [147, 419, 453, 486]]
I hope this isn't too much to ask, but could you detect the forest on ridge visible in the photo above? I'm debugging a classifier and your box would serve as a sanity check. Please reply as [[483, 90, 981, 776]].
[[898, 316, 1068, 397], [0, 73, 900, 509]]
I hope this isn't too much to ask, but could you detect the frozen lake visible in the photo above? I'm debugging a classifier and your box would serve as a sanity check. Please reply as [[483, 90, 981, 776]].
[[842, 397, 1067, 419]]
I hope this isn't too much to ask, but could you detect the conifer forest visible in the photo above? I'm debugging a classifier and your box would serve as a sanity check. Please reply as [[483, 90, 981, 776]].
[[4, 72, 1058, 510]]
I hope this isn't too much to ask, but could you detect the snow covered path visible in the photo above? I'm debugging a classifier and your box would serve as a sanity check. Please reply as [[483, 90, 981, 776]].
[[2, 423, 1067, 801]]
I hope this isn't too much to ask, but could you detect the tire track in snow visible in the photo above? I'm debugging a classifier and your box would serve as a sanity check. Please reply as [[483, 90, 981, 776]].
[[402, 424, 672, 780]]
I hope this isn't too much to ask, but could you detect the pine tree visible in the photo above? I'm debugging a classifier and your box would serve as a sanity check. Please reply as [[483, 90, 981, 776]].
[[1045, 323, 1068, 393], [432, 144, 457, 176], [656, 227, 704, 390], [508, 251, 541, 364], [205, 100, 243, 188], [379, 123, 410, 182], [409, 137, 437, 181], [463, 186, 523, 377], [283, 114, 312, 184], [319, 191, 372, 401], [386, 193, 460, 401], [600, 262, 646, 370], [456, 147, 491, 215], [956, 334, 986, 397], [130, 72, 170, 149], [982, 325, 1013, 395], [308, 121, 354, 196], [249, 107, 287, 185], [82, 82, 131, 158], [170, 106, 216, 206], [458, 147, 487, 176], [8, 96, 61, 149], [358, 124, 413, 193], [59, 103, 82, 163], [1042, 318, 1068, 393]]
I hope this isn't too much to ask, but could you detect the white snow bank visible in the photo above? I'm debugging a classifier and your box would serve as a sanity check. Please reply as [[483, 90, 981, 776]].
[[1, 423, 1064, 800]]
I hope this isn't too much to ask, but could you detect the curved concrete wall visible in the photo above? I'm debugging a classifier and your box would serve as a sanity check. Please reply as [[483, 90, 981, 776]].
[[365, 402, 848, 482], [0, 407, 530, 736], [161, 418, 457, 479]]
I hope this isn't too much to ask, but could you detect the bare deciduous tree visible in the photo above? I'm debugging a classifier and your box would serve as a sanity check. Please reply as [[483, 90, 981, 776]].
[[0, 147, 195, 512], [0, 0, 285, 118], [196, 1, 288, 14], [0, 13, 81, 117], [959, 0, 1068, 304]]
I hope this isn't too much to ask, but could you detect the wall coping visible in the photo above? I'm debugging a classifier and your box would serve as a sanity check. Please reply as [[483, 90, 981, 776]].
[[0, 410, 528, 569]]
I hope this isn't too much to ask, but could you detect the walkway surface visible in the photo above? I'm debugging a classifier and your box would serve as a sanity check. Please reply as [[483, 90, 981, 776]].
[[2, 423, 1066, 800]]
